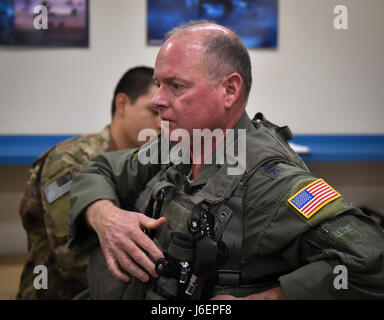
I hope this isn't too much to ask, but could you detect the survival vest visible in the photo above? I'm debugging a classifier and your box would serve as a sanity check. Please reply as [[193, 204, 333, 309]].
[[86, 113, 310, 300]]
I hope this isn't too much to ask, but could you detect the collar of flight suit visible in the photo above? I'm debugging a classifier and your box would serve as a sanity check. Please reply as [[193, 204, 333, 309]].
[[186, 111, 253, 190]]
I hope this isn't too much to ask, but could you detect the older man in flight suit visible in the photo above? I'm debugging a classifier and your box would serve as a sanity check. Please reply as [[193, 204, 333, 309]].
[[68, 21, 384, 300]]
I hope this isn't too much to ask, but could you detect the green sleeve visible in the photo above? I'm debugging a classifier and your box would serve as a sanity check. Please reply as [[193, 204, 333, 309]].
[[279, 209, 384, 299], [68, 140, 162, 252]]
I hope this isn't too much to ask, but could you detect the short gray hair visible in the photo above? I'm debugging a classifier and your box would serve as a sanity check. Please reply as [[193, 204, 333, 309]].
[[165, 20, 252, 103]]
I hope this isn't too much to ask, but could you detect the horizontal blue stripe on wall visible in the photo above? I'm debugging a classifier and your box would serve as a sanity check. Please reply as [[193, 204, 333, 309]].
[[0, 134, 384, 165], [0, 135, 78, 165], [292, 135, 384, 163]]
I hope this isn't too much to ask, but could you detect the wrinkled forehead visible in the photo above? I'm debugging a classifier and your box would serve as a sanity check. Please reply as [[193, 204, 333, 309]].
[[154, 24, 232, 79], [154, 36, 205, 78]]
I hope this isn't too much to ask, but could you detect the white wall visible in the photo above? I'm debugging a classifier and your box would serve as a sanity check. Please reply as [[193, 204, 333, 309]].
[[0, 0, 383, 135]]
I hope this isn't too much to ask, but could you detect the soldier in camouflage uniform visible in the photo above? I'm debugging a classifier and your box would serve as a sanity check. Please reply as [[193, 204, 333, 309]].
[[17, 66, 161, 299]]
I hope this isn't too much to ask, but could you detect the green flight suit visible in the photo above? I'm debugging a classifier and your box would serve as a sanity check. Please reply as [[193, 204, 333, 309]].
[[68, 113, 384, 299], [18, 126, 116, 300]]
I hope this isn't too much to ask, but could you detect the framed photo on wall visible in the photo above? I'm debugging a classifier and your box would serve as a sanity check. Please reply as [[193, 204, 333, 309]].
[[147, 0, 278, 48], [0, 0, 89, 47]]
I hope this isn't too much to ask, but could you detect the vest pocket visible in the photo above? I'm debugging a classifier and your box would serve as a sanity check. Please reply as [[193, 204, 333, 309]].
[[87, 246, 147, 300], [158, 197, 193, 243], [145, 277, 178, 300]]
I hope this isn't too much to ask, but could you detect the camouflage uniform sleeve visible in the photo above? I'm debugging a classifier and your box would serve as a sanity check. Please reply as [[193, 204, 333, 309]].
[[68, 138, 162, 252], [276, 169, 384, 299], [39, 144, 91, 287], [17, 152, 52, 299]]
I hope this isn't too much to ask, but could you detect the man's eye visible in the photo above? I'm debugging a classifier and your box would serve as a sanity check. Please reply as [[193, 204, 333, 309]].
[[171, 83, 183, 90]]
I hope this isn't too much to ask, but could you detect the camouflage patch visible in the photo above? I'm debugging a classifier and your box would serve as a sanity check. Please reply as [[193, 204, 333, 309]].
[[43, 172, 72, 204]]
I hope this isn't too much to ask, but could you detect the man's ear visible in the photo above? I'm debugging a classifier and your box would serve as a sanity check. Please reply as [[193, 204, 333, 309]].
[[114, 93, 130, 117], [221, 73, 243, 109]]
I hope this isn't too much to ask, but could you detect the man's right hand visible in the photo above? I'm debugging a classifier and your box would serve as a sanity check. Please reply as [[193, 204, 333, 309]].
[[85, 200, 166, 283]]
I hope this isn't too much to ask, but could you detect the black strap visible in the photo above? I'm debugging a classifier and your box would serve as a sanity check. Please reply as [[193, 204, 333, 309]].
[[253, 112, 293, 142], [154, 285, 176, 300], [217, 178, 247, 286], [277, 126, 293, 142]]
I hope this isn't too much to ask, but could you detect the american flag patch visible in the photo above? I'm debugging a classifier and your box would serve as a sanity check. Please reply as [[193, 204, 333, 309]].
[[288, 179, 341, 219]]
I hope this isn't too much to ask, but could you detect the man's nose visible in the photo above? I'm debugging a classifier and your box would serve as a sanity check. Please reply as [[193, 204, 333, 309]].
[[151, 86, 169, 111]]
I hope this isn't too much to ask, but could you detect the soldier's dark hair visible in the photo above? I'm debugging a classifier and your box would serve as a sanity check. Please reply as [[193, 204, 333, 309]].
[[165, 20, 252, 103], [111, 66, 155, 117]]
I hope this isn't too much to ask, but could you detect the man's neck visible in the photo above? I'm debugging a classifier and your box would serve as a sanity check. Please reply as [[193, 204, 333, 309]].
[[188, 108, 245, 180], [189, 134, 222, 180], [110, 121, 136, 151]]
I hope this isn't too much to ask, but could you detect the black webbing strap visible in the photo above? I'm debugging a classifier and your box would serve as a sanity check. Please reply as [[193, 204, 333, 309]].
[[277, 126, 293, 142], [217, 178, 247, 286], [253, 112, 293, 142]]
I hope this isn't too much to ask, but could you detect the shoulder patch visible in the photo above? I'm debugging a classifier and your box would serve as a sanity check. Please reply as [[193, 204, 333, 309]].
[[43, 172, 72, 204], [288, 178, 341, 219]]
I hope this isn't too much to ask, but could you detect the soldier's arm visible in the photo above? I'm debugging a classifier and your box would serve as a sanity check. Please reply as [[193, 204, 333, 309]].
[[213, 163, 384, 300], [68, 141, 166, 282], [278, 208, 384, 299], [258, 165, 384, 299], [38, 145, 92, 287], [18, 154, 52, 299], [40, 143, 156, 285], [68, 146, 161, 251], [222, 207, 384, 300], [272, 168, 384, 299]]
